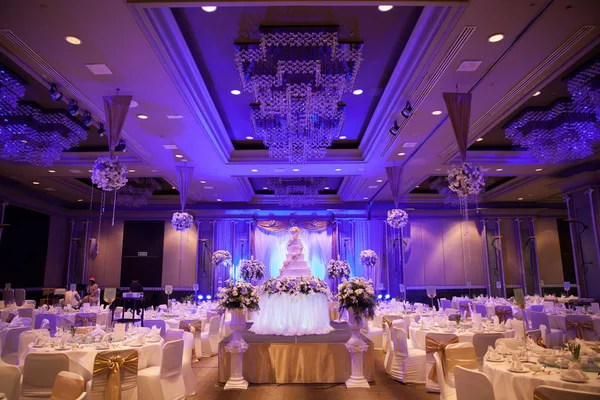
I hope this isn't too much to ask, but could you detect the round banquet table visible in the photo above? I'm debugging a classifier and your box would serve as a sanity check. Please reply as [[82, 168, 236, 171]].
[[20, 340, 163, 381], [483, 359, 600, 400], [548, 314, 600, 336], [249, 293, 334, 336], [409, 325, 514, 350]]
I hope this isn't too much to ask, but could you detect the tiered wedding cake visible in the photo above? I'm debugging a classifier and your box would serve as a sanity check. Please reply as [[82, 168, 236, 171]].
[[279, 226, 312, 277]]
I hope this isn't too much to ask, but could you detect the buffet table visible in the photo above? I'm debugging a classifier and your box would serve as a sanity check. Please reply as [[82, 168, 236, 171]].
[[249, 293, 333, 336]]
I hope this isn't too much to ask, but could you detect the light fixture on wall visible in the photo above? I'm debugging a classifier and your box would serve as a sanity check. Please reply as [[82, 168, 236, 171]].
[[389, 121, 400, 136], [401, 102, 413, 118]]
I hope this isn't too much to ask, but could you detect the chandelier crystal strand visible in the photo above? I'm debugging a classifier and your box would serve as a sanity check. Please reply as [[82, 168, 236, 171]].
[[566, 57, 600, 119], [268, 177, 325, 207]]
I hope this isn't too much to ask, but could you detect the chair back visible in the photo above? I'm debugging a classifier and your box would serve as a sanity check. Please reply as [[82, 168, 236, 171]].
[[494, 306, 513, 323], [51, 370, 85, 400], [444, 308, 459, 316], [474, 304, 487, 317], [182, 331, 194, 364], [533, 385, 600, 400], [18, 307, 33, 319], [425, 332, 458, 392], [441, 299, 452, 310], [74, 312, 96, 327], [0, 363, 21, 400], [25, 299, 36, 307], [3, 289, 15, 305], [392, 327, 409, 357], [209, 315, 221, 335], [433, 352, 455, 398], [472, 333, 504, 363], [142, 320, 166, 339], [513, 318, 526, 339], [1, 326, 31, 363], [91, 349, 138, 398], [22, 353, 70, 397], [565, 315, 595, 340], [15, 289, 26, 306], [591, 302, 600, 314], [161, 339, 184, 378], [18, 329, 50, 364], [530, 304, 544, 312], [35, 313, 59, 336], [165, 328, 184, 342], [530, 311, 550, 330], [454, 366, 496, 400]]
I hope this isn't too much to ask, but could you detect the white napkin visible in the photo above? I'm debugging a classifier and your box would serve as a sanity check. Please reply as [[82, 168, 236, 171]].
[[484, 345, 502, 361], [560, 369, 589, 382], [33, 335, 47, 346], [8, 316, 22, 327], [496, 344, 511, 355], [91, 326, 106, 338], [100, 334, 110, 348], [148, 325, 161, 340], [59, 334, 70, 348], [472, 313, 482, 326], [493, 316, 500, 325], [509, 354, 523, 371]]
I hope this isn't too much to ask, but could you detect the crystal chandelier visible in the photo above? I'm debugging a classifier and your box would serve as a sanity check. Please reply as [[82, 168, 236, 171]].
[[505, 98, 599, 164], [268, 177, 325, 208], [115, 177, 161, 207], [235, 27, 363, 163], [566, 56, 600, 119], [0, 66, 88, 166]]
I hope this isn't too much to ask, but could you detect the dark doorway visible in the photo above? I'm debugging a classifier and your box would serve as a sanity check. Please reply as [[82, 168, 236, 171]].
[[120, 221, 164, 287]]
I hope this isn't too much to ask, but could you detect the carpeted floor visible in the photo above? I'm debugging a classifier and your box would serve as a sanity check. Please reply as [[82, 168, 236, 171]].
[[189, 351, 437, 400]]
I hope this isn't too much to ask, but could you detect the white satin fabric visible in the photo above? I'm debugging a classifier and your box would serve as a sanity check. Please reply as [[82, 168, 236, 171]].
[[249, 293, 334, 336]]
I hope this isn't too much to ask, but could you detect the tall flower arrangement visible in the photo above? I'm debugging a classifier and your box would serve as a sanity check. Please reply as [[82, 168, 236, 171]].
[[259, 277, 331, 297], [91, 157, 128, 191], [171, 212, 194, 231], [212, 250, 232, 269], [217, 280, 260, 312], [447, 162, 484, 227], [240, 259, 266, 281], [359, 250, 378, 269], [337, 277, 377, 323], [386, 209, 409, 229], [327, 259, 351, 279]]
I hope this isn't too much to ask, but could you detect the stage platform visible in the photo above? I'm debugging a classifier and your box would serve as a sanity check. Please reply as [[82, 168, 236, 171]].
[[218, 321, 375, 384]]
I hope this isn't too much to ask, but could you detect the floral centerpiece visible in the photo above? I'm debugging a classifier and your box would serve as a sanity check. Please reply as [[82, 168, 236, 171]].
[[91, 157, 128, 191], [212, 250, 232, 268], [359, 249, 378, 269], [337, 277, 377, 324], [327, 258, 351, 279], [447, 162, 485, 197], [260, 276, 331, 297], [171, 212, 194, 232], [217, 280, 259, 312], [386, 209, 409, 229], [240, 259, 266, 281]]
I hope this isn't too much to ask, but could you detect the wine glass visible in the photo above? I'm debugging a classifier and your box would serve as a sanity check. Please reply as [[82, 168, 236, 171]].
[[427, 286, 437, 315], [165, 285, 173, 311]]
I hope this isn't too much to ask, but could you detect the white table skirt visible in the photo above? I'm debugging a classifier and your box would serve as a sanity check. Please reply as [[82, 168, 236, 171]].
[[249, 293, 334, 336], [483, 360, 600, 400], [409, 326, 514, 350]]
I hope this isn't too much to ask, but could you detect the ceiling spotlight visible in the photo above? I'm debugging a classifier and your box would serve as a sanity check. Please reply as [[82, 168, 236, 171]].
[[401, 101, 413, 118], [353, 89, 363, 95], [416, 185, 420, 188], [335, 168, 342, 172], [77, 199, 83, 202], [431, 110, 443, 116], [64, 35, 82, 45], [67, 100, 80, 116], [175, 154, 183, 158], [82, 111, 93, 126], [137, 114, 148, 120], [48, 169, 56, 173], [49, 83, 63, 102], [389, 121, 400, 136], [533, 91, 541, 97], [33, 181, 40, 185], [114, 139, 127, 152], [518, 197, 524, 201], [292, 168, 300, 172], [398, 152, 406, 156], [200, 180, 207, 184], [339, 136, 347, 139], [251, 169, 258, 172], [376, 179, 383, 183], [230, 89, 241, 95], [202, 6, 217, 12], [246, 136, 254, 140], [97, 123, 106, 137], [535, 168, 543, 172], [262, 187, 268, 190], [496, 168, 503, 171], [216, 198, 222, 202], [324, 186, 330, 190], [378, 5, 393, 12], [476, 138, 483, 142], [487, 33, 505, 43], [363, 197, 369, 200], [128, 169, 135, 173]]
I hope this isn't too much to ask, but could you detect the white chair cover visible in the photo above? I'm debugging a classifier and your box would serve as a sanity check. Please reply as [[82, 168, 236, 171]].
[[361, 320, 383, 350], [21, 353, 70, 399], [0, 363, 21, 400], [441, 299, 452, 310], [34, 314, 58, 337], [389, 327, 426, 384], [138, 339, 186, 400], [200, 316, 221, 357], [454, 366, 495, 400], [434, 352, 456, 400], [533, 385, 600, 400], [143, 320, 166, 339], [51, 371, 86, 400], [17, 308, 33, 321], [472, 333, 504, 367], [530, 311, 563, 347], [1, 326, 30, 365], [565, 315, 596, 341], [18, 329, 50, 365], [444, 308, 459, 317], [86, 349, 138, 400], [530, 304, 544, 312], [165, 328, 184, 343], [474, 304, 487, 317], [383, 324, 393, 374], [181, 332, 196, 396], [426, 332, 458, 393]]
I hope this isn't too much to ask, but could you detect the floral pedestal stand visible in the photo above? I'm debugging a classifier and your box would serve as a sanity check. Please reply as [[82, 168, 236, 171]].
[[224, 309, 249, 390], [345, 309, 370, 388]]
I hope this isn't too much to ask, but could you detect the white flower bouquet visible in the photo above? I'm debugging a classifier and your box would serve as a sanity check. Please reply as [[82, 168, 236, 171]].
[[212, 250, 232, 268], [447, 162, 485, 197], [387, 209, 409, 229], [259, 276, 331, 297], [359, 249, 378, 269], [91, 157, 128, 191], [337, 277, 377, 323], [217, 280, 259, 312], [327, 259, 351, 279], [240, 259, 266, 281], [171, 212, 194, 231]]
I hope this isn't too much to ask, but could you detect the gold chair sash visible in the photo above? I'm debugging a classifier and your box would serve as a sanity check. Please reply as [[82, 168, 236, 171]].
[[75, 314, 97, 327], [495, 308, 512, 323], [445, 346, 478, 373], [50, 374, 84, 400], [382, 317, 393, 354], [566, 320, 594, 339], [426, 336, 459, 383], [93, 352, 138, 400], [179, 320, 203, 333]]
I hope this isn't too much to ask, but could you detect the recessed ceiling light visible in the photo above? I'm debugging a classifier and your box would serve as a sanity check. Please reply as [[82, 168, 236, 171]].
[[358, 168, 365, 171], [324, 187, 330, 190], [48, 169, 56, 173], [456, 60, 483, 72], [339, 136, 347, 139], [496, 168, 503, 171], [166, 114, 184, 119], [77, 199, 83, 202], [163, 144, 178, 150], [378, 5, 393, 12], [85, 64, 113, 75], [476, 138, 483, 142], [487, 33, 505, 43], [532, 91, 541, 97], [231, 89, 241, 95], [175, 154, 183, 158], [128, 169, 135, 173], [368, 185, 378, 189], [21, 140, 27, 143], [130, 100, 139, 108], [69, 169, 82, 174], [200, 180, 207, 184], [432, 110, 442, 116], [416, 185, 420, 188], [64, 35, 82, 45], [137, 114, 149, 120], [335, 168, 342, 171], [402, 142, 417, 148], [292, 168, 300, 172], [376, 179, 383, 183], [363, 197, 369, 200], [251, 169, 258, 172], [216, 198, 222, 202], [171, 186, 176, 189], [352, 89, 363, 95], [398, 152, 406, 156], [202, 6, 217, 12], [246, 136, 254, 140], [518, 197, 524, 200], [33, 181, 40, 185], [535, 168, 543, 172], [181, 159, 188, 162], [204, 186, 213, 189], [88, 170, 92, 173], [262, 187, 268, 190]]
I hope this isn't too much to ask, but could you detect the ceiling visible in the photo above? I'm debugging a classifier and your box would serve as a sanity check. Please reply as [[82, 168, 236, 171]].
[[0, 0, 599, 214]]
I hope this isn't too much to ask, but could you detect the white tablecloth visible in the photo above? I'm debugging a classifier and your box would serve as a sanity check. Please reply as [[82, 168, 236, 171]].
[[20, 340, 162, 381], [483, 360, 600, 400], [409, 326, 514, 350], [249, 293, 334, 336]]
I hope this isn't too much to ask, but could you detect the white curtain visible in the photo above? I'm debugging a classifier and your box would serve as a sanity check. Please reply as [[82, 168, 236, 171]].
[[352, 220, 386, 293], [253, 226, 332, 280]]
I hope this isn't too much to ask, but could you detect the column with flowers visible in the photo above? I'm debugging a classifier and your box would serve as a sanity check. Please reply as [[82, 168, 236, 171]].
[[359, 250, 378, 282], [218, 280, 259, 390], [212, 250, 232, 293], [337, 277, 377, 388], [240, 257, 266, 284], [327, 256, 351, 293]]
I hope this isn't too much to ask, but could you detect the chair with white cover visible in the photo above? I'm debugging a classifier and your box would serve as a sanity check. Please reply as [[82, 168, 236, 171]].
[[200, 316, 221, 357], [50, 371, 86, 400], [530, 304, 544, 312], [18, 329, 50, 365], [34, 314, 58, 337], [20, 353, 69, 399], [494, 338, 521, 351], [454, 366, 495, 400], [433, 352, 456, 400], [383, 323, 393, 373], [86, 349, 138, 400], [474, 304, 487, 317], [425, 332, 459, 392], [17, 308, 33, 322], [138, 339, 186, 400], [565, 315, 596, 341], [533, 385, 600, 400], [2, 326, 31, 365], [73, 313, 96, 327], [494, 306, 513, 323], [389, 327, 426, 384], [181, 332, 196, 397], [530, 311, 563, 347], [0, 363, 21, 400], [178, 320, 203, 361], [472, 333, 504, 367], [512, 317, 526, 339], [165, 329, 183, 343], [444, 308, 459, 317], [526, 328, 541, 342], [441, 299, 452, 310], [361, 320, 383, 350], [143, 320, 166, 339], [14, 290, 26, 307]]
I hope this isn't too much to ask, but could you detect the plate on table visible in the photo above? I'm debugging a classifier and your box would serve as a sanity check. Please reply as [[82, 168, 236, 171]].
[[32, 344, 46, 348], [508, 367, 529, 373], [147, 338, 161, 343], [127, 343, 143, 347], [486, 357, 504, 363], [55, 347, 72, 351], [95, 345, 110, 350], [561, 375, 590, 383]]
